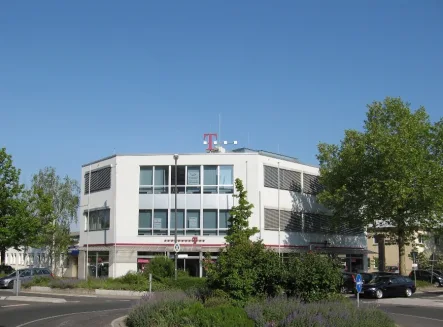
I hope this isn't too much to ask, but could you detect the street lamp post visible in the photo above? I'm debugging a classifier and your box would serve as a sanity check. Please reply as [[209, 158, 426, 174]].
[[173, 154, 179, 281]]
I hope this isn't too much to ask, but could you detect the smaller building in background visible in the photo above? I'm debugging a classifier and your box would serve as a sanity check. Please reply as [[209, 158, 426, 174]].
[[4, 231, 80, 277], [367, 232, 427, 274]]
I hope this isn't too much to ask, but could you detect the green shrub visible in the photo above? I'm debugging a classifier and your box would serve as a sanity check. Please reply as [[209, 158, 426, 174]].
[[285, 253, 343, 302], [126, 292, 254, 327], [206, 241, 284, 303], [162, 276, 207, 291], [143, 256, 174, 279]]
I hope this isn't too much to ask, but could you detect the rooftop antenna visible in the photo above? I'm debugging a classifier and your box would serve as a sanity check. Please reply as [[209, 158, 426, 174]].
[[218, 113, 221, 147]]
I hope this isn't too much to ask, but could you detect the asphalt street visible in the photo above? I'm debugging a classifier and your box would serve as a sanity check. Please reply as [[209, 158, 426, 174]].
[[0, 290, 138, 327], [2, 289, 443, 327]]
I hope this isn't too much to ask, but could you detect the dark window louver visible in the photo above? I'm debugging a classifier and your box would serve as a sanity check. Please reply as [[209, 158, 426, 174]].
[[303, 212, 363, 235], [264, 208, 302, 232], [303, 174, 323, 195], [84, 167, 111, 194], [264, 165, 301, 192]]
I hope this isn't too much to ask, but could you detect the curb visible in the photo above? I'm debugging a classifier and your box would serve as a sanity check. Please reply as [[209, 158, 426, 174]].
[[111, 315, 128, 327], [0, 296, 66, 303], [26, 287, 147, 298]]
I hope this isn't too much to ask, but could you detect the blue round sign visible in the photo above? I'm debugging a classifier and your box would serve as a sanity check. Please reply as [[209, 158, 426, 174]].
[[355, 274, 363, 293]]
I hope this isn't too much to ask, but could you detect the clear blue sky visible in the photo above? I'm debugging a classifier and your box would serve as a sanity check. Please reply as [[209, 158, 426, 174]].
[[1, 0, 442, 186]]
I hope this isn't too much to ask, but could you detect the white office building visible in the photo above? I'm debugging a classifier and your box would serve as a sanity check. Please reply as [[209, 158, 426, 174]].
[[78, 148, 368, 279]]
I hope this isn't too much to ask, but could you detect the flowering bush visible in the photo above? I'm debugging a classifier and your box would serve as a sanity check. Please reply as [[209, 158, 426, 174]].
[[244, 296, 395, 327]]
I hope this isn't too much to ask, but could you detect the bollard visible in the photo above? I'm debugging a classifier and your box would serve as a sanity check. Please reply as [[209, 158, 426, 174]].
[[149, 273, 152, 293]]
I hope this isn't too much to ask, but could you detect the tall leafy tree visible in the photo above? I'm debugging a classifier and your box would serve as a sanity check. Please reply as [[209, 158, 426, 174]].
[[317, 97, 443, 275], [0, 148, 26, 263], [31, 167, 80, 273]]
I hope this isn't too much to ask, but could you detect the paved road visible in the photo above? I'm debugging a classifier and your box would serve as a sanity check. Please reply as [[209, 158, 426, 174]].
[[0, 292, 138, 327]]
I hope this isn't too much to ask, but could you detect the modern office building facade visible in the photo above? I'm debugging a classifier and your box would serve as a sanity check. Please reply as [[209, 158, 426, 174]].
[[77, 148, 368, 279]]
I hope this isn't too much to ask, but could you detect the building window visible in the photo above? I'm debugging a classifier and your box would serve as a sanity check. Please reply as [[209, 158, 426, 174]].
[[373, 236, 378, 245], [170, 210, 185, 235], [139, 167, 153, 194], [263, 165, 301, 192], [153, 210, 168, 235], [203, 210, 217, 235], [186, 210, 200, 235], [87, 251, 109, 278], [417, 234, 425, 244], [171, 166, 186, 194], [203, 166, 218, 194], [435, 235, 440, 246], [86, 209, 110, 231], [186, 166, 201, 194], [84, 167, 111, 194], [219, 166, 234, 194], [219, 210, 230, 235], [154, 166, 169, 194], [138, 210, 152, 235]]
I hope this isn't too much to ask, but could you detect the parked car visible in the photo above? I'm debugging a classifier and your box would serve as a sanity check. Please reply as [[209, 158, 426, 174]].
[[409, 269, 443, 287], [361, 275, 416, 299], [0, 268, 53, 289], [0, 265, 15, 275]]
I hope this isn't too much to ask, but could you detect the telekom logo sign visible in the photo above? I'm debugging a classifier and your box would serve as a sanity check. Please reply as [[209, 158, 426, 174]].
[[203, 133, 218, 151]]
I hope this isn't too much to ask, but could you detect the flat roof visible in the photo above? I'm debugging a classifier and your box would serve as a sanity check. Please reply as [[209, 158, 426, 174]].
[[82, 148, 318, 168]]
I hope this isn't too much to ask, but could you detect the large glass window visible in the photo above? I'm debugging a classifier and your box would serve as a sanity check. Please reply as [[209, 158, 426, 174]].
[[171, 166, 186, 194], [203, 166, 218, 193], [138, 210, 152, 235], [186, 166, 201, 194], [154, 166, 169, 194], [139, 167, 153, 194], [219, 166, 234, 194], [87, 209, 110, 231], [87, 251, 109, 278], [219, 210, 230, 235], [153, 210, 168, 235], [203, 210, 217, 235], [186, 210, 200, 235], [170, 210, 185, 235]]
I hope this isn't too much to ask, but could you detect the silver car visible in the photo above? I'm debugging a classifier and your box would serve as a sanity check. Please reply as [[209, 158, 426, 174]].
[[0, 268, 53, 289]]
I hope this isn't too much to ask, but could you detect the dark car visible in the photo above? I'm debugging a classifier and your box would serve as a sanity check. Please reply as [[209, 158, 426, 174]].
[[361, 275, 416, 299], [409, 269, 443, 287], [341, 272, 380, 293]]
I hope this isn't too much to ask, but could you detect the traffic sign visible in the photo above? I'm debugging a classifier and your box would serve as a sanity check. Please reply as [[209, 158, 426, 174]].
[[174, 243, 181, 253], [355, 274, 363, 293]]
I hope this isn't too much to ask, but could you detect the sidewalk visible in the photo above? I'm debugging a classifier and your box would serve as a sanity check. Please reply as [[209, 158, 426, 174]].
[[0, 295, 67, 303]]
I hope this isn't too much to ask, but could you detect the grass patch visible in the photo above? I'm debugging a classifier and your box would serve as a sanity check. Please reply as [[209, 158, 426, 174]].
[[415, 280, 435, 288]]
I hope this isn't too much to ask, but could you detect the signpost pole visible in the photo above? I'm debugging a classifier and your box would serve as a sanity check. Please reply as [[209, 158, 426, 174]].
[[14, 270, 20, 296], [411, 251, 418, 288]]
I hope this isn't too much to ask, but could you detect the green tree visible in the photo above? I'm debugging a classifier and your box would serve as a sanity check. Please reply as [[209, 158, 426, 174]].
[[0, 148, 52, 263], [0, 148, 27, 263], [317, 97, 443, 275], [205, 178, 282, 302], [225, 178, 258, 245], [31, 167, 80, 274]]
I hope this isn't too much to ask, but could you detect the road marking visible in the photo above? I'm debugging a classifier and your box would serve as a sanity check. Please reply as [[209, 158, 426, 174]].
[[1, 304, 30, 308], [390, 312, 443, 322], [15, 308, 128, 327]]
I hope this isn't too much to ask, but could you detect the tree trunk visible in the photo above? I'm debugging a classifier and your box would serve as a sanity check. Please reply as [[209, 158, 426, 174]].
[[377, 235, 386, 272], [398, 231, 407, 276], [0, 248, 5, 265]]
